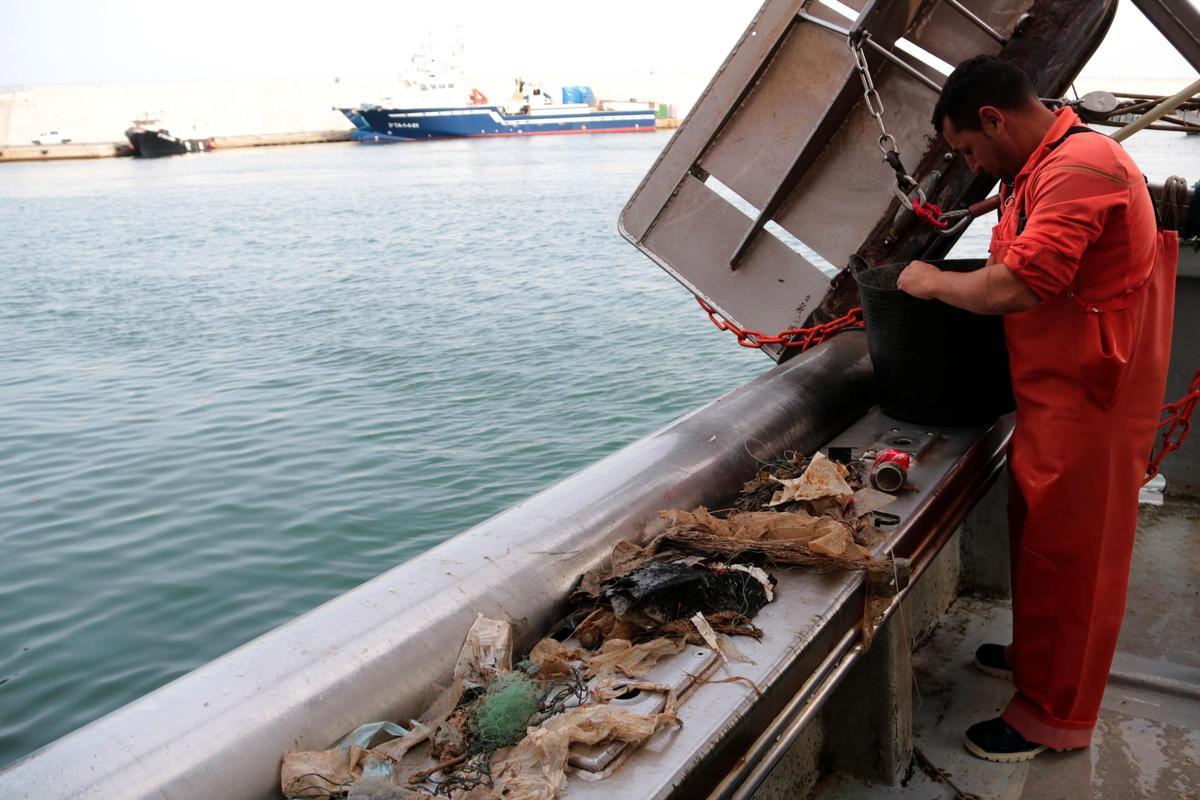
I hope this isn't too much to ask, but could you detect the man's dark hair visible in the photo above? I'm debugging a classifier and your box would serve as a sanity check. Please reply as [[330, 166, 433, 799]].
[[931, 55, 1038, 133]]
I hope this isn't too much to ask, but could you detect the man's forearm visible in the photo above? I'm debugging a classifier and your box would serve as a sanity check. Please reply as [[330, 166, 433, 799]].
[[930, 268, 995, 314], [932, 264, 1037, 315]]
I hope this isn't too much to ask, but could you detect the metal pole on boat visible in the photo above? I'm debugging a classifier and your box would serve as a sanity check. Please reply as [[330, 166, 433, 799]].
[[1111, 76, 1200, 142]]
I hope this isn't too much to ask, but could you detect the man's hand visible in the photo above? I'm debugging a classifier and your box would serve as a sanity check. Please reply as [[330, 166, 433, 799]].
[[897, 260, 942, 300]]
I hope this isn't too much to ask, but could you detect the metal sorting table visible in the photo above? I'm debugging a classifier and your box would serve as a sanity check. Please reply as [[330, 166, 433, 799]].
[[566, 409, 1012, 799]]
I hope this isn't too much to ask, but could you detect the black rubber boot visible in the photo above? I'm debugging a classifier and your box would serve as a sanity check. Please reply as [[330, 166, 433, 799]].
[[973, 643, 1013, 680], [964, 717, 1047, 763]]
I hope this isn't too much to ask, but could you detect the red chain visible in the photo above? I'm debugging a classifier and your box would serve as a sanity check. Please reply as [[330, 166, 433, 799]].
[[910, 198, 950, 230], [695, 296, 865, 350], [1146, 368, 1200, 483]]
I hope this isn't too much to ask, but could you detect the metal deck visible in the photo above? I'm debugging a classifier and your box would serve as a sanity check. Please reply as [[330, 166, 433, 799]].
[[815, 495, 1200, 799], [566, 407, 1012, 799]]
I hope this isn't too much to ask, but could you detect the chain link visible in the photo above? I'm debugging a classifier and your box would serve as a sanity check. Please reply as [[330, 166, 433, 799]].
[[1146, 368, 1200, 483], [849, 34, 895, 159], [696, 296, 865, 350], [848, 33, 953, 230]]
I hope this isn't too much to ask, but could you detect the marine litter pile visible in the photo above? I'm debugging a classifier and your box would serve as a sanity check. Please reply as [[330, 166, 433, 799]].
[[281, 451, 900, 800]]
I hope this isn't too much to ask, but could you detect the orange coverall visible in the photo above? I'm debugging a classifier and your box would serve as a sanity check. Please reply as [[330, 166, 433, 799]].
[[989, 108, 1176, 749]]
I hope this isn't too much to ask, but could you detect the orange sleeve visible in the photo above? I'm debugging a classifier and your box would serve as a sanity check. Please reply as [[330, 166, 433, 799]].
[[1002, 165, 1129, 300]]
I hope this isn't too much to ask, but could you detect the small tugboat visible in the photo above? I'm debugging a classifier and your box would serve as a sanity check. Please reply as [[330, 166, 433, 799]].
[[124, 120, 212, 158]]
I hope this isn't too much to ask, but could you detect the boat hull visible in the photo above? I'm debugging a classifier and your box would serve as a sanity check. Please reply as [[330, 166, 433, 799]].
[[340, 105, 657, 141], [124, 128, 188, 158]]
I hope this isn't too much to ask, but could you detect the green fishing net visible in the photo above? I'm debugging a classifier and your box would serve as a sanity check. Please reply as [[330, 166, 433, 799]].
[[469, 672, 539, 752]]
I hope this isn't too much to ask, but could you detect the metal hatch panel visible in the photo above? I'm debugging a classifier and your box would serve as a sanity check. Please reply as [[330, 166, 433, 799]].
[[619, 0, 1112, 362], [694, 14, 856, 214], [620, 0, 819, 246], [642, 174, 831, 338], [696, 0, 930, 272], [770, 64, 940, 271], [907, 0, 1029, 67]]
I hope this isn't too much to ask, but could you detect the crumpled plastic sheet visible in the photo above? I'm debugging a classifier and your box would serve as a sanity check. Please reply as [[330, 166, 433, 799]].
[[281, 721, 411, 798], [659, 507, 846, 543], [574, 607, 644, 649], [807, 525, 870, 559], [769, 452, 854, 506], [528, 638, 579, 678], [583, 636, 686, 678], [454, 614, 513, 690], [658, 508, 881, 571], [489, 701, 680, 800]]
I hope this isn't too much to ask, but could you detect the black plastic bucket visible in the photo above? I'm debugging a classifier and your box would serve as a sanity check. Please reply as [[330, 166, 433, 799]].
[[855, 259, 1014, 425]]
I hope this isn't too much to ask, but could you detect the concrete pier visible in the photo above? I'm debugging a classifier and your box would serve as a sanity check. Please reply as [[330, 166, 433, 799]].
[[0, 130, 356, 163], [0, 142, 132, 162]]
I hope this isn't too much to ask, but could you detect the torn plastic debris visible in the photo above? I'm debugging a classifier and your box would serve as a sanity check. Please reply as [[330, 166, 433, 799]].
[[528, 638, 579, 678], [281, 721, 411, 798], [583, 636, 687, 678], [657, 509, 888, 573], [489, 699, 680, 800], [574, 607, 644, 650], [768, 452, 854, 507], [726, 563, 774, 601], [807, 525, 870, 559], [347, 777, 423, 799], [602, 560, 776, 624], [690, 612, 724, 662], [454, 614, 513, 690], [660, 507, 847, 544]]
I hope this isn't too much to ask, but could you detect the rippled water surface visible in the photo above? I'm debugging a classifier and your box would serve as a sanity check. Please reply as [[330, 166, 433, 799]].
[[0, 129, 1193, 767]]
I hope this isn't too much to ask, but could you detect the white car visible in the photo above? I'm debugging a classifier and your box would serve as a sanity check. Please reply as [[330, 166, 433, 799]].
[[32, 131, 72, 145]]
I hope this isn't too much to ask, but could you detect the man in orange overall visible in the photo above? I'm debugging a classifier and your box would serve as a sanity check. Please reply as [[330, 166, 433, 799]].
[[898, 55, 1175, 762]]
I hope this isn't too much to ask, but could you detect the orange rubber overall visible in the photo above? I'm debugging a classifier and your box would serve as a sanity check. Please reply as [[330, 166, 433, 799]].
[[989, 108, 1176, 749]]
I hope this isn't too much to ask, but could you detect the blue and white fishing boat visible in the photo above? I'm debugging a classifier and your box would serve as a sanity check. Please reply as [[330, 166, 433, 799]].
[[340, 82, 657, 142]]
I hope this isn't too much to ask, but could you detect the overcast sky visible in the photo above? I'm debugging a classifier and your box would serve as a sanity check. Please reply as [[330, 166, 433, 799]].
[[1, 0, 1193, 87]]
